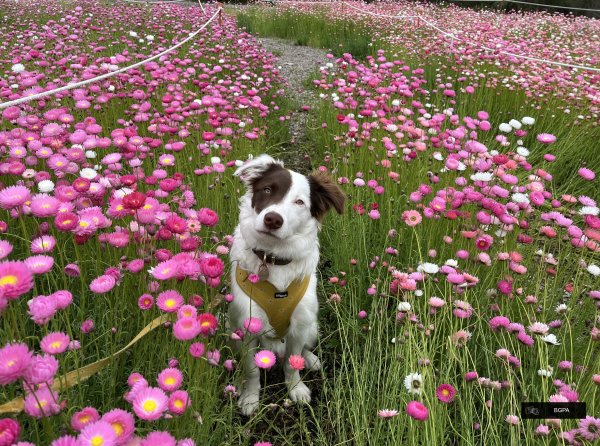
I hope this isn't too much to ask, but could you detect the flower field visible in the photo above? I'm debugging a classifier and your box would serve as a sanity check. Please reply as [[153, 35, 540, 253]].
[[1, 0, 599, 445]]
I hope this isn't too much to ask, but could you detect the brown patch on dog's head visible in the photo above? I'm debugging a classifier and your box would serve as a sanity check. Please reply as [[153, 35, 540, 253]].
[[308, 171, 346, 222], [250, 163, 292, 214]]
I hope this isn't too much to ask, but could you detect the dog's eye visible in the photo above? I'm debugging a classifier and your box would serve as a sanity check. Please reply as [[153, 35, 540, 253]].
[[263, 187, 271, 194], [295, 199, 305, 206]]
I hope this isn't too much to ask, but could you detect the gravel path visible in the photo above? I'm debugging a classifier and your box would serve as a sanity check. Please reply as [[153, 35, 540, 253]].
[[257, 37, 329, 172]]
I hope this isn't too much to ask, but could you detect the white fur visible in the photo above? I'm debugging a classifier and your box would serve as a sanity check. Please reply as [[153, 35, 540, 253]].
[[229, 155, 322, 416]]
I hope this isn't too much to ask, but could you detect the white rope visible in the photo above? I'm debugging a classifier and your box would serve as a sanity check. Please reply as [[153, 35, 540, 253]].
[[339, 1, 600, 73], [0, 7, 222, 110], [448, 0, 600, 12]]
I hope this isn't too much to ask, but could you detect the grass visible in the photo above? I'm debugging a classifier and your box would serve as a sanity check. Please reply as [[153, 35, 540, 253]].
[[1, 2, 598, 445]]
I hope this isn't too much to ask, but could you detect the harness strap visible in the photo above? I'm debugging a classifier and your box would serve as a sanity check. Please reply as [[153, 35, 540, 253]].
[[235, 266, 310, 339]]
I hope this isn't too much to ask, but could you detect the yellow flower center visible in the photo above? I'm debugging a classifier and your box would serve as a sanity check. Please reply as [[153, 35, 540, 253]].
[[79, 415, 90, 423], [116, 205, 123, 211], [260, 357, 271, 364], [91, 435, 104, 446], [50, 341, 62, 349], [112, 422, 124, 436], [0, 275, 17, 286], [165, 377, 175, 385], [143, 204, 152, 210], [174, 400, 184, 409], [143, 399, 157, 412], [165, 299, 175, 308], [7, 360, 15, 367], [442, 389, 450, 396], [79, 221, 89, 227], [201, 321, 210, 327]]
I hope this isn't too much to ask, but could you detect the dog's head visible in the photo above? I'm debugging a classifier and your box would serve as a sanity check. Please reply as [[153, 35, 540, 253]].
[[234, 154, 345, 249]]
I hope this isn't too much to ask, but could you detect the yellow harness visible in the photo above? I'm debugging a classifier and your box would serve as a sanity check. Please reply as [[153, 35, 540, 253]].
[[235, 266, 310, 339]]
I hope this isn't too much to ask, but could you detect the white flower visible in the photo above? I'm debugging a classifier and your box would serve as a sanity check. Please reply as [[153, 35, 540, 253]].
[[234, 160, 244, 167], [114, 187, 133, 199], [85, 150, 97, 159], [471, 172, 493, 182], [129, 31, 138, 37], [146, 35, 154, 41], [417, 263, 439, 274], [579, 206, 599, 216], [516, 147, 530, 157], [22, 169, 36, 179], [79, 167, 98, 179], [537, 367, 553, 377], [433, 152, 444, 161], [38, 180, 55, 193], [391, 99, 400, 107], [509, 119, 522, 130], [445, 259, 458, 267], [238, 121, 246, 128], [397, 302, 411, 312], [587, 264, 600, 277], [403, 373, 423, 395], [210, 157, 221, 165], [522, 116, 535, 125], [499, 123, 513, 133], [511, 193, 530, 204], [541, 334, 560, 345], [414, 290, 423, 297], [11, 63, 25, 73], [555, 304, 568, 314]]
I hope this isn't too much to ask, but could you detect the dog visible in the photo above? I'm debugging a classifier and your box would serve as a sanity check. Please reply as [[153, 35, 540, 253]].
[[229, 154, 345, 416]]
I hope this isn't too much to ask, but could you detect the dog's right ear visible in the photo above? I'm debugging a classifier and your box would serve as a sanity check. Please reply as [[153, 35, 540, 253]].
[[234, 154, 284, 187]]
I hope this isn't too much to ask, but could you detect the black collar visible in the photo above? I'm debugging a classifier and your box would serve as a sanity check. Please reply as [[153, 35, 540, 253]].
[[252, 249, 293, 266]]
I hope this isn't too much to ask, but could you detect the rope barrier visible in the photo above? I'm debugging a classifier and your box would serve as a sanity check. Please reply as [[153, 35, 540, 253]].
[[448, 0, 600, 12], [0, 6, 222, 110], [277, 0, 600, 73]]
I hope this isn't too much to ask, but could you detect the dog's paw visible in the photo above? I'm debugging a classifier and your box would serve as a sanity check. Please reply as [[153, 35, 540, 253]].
[[289, 381, 311, 404], [238, 389, 260, 416], [302, 350, 321, 371]]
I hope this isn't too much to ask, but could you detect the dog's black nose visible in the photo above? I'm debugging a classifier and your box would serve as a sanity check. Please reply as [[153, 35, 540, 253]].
[[264, 212, 283, 230]]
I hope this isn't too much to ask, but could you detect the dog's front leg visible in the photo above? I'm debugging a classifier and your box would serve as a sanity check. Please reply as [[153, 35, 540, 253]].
[[238, 337, 261, 416], [284, 335, 312, 404]]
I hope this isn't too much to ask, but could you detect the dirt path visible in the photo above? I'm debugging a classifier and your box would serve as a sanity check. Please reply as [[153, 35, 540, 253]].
[[257, 37, 329, 172]]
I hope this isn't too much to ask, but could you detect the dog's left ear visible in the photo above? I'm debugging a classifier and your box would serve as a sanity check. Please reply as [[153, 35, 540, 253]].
[[308, 171, 346, 222], [234, 154, 284, 187]]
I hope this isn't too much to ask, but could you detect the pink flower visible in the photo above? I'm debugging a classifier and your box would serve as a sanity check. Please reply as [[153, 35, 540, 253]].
[[288, 354, 305, 371], [0, 418, 20, 446], [138, 294, 154, 310], [200, 255, 224, 278], [197, 313, 218, 336], [89, 275, 117, 294], [173, 317, 201, 341], [0, 261, 34, 300], [40, 332, 70, 355], [189, 342, 205, 358], [197, 208, 219, 226], [536, 133, 556, 144], [402, 210, 422, 227], [436, 384, 456, 403], [406, 401, 429, 421], [101, 409, 135, 445], [0, 342, 32, 385], [156, 290, 184, 313], [157, 368, 183, 392], [23, 354, 59, 385], [377, 409, 399, 418], [254, 350, 276, 369], [132, 387, 168, 421], [71, 407, 100, 432], [28, 295, 57, 325], [24, 255, 54, 275], [78, 420, 117, 446], [141, 431, 176, 446], [578, 167, 596, 181], [24, 387, 61, 418], [168, 390, 191, 415], [0, 185, 31, 209], [243, 317, 264, 334]]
